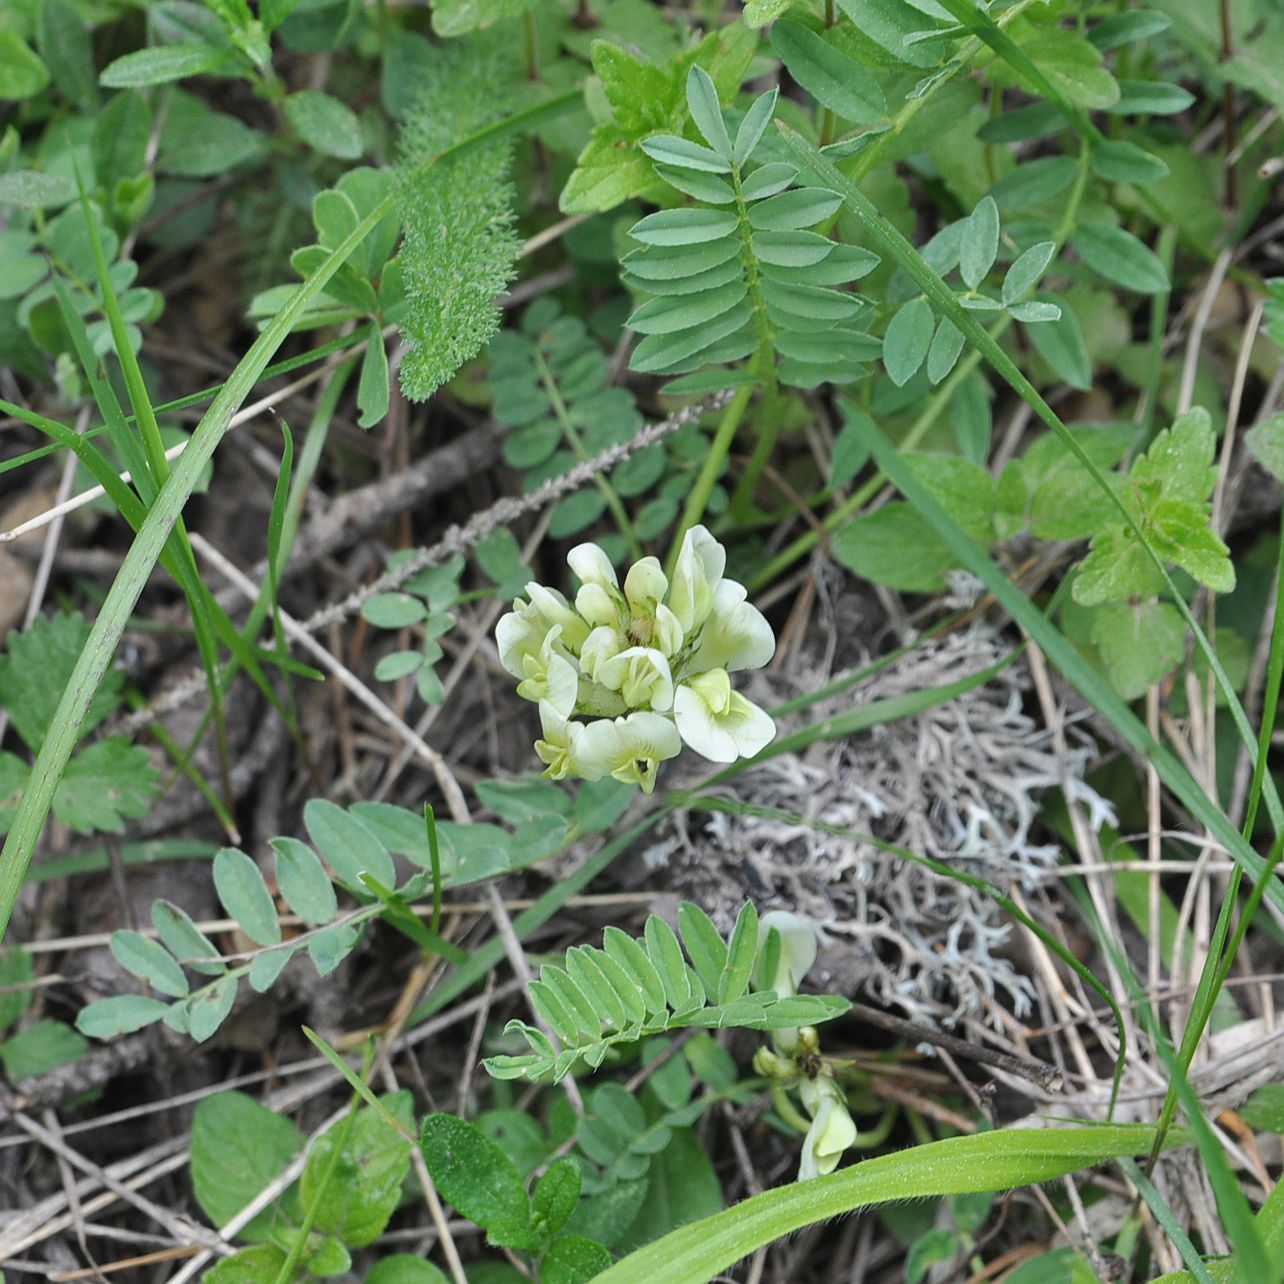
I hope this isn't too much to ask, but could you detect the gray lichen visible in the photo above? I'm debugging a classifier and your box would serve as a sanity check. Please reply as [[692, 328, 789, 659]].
[[646, 621, 1114, 1026]]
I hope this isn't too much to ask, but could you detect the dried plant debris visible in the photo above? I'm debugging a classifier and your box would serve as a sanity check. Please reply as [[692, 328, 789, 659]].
[[647, 623, 1115, 1026]]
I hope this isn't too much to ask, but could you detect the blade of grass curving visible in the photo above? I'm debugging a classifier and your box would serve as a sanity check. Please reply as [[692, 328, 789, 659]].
[[0, 90, 581, 944], [424, 804, 443, 938], [597, 1125, 1170, 1284], [689, 793, 1127, 1115], [779, 127, 1283, 839], [264, 419, 295, 663], [842, 409, 1283, 914]]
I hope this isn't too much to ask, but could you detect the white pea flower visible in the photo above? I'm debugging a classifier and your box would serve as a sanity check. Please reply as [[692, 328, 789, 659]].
[[798, 1076, 857, 1180], [534, 701, 585, 781], [686, 579, 776, 675], [597, 646, 675, 712], [515, 626, 578, 717], [575, 711, 682, 793], [673, 668, 775, 763], [495, 529, 777, 792], [578, 625, 623, 684], [669, 524, 725, 634]]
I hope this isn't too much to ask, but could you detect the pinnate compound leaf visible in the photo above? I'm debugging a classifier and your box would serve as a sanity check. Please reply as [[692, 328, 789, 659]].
[[53, 740, 161, 835], [110, 930, 189, 998], [213, 848, 281, 946], [685, 65, 732, 160], [76, 994, 169, 1038], [734, 89, 778, 165], [191, 1091, 306, 1236]]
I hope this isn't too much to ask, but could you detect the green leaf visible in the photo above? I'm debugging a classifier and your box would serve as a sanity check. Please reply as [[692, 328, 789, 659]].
[[685, 65, 732, 160], [733, 89, 778, 165], [630, 209, 738, 246], [628, 282, 747, 335], [152, 900, 224, 976], [213, 847, 282, 946], [0, 753, 31, 837], [53, 740, 160, 835], [284, 90, 363, 159], [832, 504, 955, 592], [1073, 527, 1164, 606], [1246, 411, 1284, 483], [533, 1157, 582, 1238], [833, 0, 953, 69], [597, 1125, 1168, 1283], [926, 319, 965, 384], [830, 406, 872, 488], [204, 1245, 289, 1284], [549, 489, 610, 537], [639, 135, 730, 174], [375, 650, 424, 681], [1091, 139, 1169, 184], [0, 169, 75, 209], [747, 188, 842, 231], [357, 325, 390, 428], [0, 946, 35, 1034], [0, 612, 124, 754], [1026, 292, 1092, 390], [1002, 27, 1119, 109], [1108, 79, 1193, 115], [110, 930, 190, 998], [1133, 407, 1217, 503], [38, 0, 97, 109], [1150, 501, 1234, 593], [883, 297, 935, 386], [361, 592, 428, 628], [100, 44, 235, 89], [0, 32, 50, 99], [304, 799, 397, 893], [959, 196, 999, 290], [987, 156, 1078, 212], [366, 1256, 451, 1284], [769, 21, 885, 125], [1073, 222, 1168, 294], [272, 837, 339, 924], [76, 993, 169, 1038], [1090, 10, 1170, 50], [188, 974, 238, 1041], [0, 1018, 87, 1079], [191, 1091, 305, 1238], [420, 1113, 533, 1242], [677, 902, 727, 995], [653, 165, 736, 204], [304, 1096, 414, 1246], [476, 777, 573, 824], [157, 92, 266, 176], [542, 1235, 614, 1284], [1090, 601, 1186, 699]]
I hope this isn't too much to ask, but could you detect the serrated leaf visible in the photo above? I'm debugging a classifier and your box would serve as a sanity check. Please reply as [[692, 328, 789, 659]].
[[1073, 222, 1167, 294], [1133, 407, 1216, 504], [213, 848, 281, 946], [53, 740, 160, 835], [883, 297, 935, 385], [770, 21, 885, 125], [1090, 601, 1185, 699], [110, 930, 190, 998], [1073, 527, 1164, 606]]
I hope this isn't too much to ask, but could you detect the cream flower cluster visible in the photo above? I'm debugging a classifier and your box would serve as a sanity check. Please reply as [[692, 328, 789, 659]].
[[495, 526, 776, 793]]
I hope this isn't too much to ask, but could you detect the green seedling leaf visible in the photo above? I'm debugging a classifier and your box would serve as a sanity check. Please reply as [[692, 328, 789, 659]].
[[543, 1235, 615, 1284], [685, 65, 732, 160], [0, 32, 50, 98], [533, 1157, 582, 1239], [100, 44, 235, 88]]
